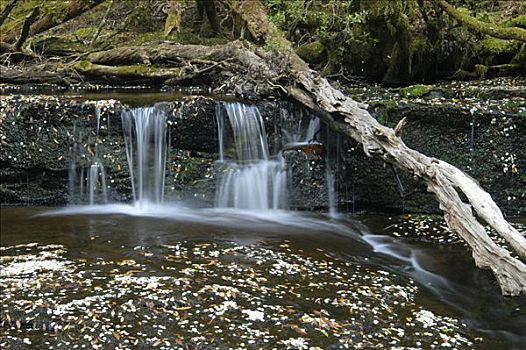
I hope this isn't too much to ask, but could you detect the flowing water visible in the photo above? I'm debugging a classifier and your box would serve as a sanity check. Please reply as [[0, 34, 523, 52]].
[[121, 106, 168, 207], [68, 106, 109, 205], [215, 102, 287, 210], [2, 98, 525, 349], [1, 208, 525, 349]]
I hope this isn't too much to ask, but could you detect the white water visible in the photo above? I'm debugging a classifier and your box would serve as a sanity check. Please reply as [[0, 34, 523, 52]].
[[215, 102, 287, 210], [121, 106, 168, 207], [326, 169, 338, 218], [68, 106, 108, 205]]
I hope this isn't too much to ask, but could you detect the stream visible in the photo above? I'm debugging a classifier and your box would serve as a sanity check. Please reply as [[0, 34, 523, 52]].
[[1, 207, 525, 349], [1, 82, 525, 349]]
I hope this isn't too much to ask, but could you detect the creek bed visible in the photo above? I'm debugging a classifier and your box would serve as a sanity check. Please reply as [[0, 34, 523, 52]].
[[1, 208, 525, 349]]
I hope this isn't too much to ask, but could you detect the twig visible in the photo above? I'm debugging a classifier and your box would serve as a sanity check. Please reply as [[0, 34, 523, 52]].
[[91, 0, 114, 47], [15, 6, 40, 50], [0, 0, 18, 27]]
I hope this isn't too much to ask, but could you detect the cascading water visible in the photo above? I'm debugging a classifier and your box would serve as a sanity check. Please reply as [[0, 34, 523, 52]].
[[69, 105, 108, 205], [216, 102, 287, 210], [121, 106, 168, 207]]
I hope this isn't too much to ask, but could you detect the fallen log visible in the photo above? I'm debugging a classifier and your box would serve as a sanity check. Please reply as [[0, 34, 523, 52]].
[[1, 1, 524, 296], [68, 38, 526, 295], [223, 0, 526, 296], [73, 60, 185, 83], [0, 64, 75, 85]]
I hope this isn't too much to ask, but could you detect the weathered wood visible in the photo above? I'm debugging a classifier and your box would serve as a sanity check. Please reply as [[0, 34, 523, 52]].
[[1, 0, 524, 296], [73, 61, 184, 83], [3, 0, 104, 44], [0, 65, 74, 84], [85, 41, 272, 77]]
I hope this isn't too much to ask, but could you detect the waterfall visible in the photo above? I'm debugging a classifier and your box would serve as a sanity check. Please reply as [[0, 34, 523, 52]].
[[68, 106, 108, 205], [305, 117, 320, 143], [216, 102, 287, 210], [121, 106, 168, 207]]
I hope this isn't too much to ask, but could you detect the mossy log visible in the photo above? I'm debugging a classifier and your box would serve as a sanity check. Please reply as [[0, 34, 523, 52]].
[[435, 0, 526, 42], [73, 61, 185, 83], [72, 41, 276, 88], [1, 0, 525, 296], [2, 0, 104, 44]]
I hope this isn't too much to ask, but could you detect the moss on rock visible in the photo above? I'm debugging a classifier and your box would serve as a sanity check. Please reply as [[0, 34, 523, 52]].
[[295, 41, 326, 64], [400, 85, 432, 98]]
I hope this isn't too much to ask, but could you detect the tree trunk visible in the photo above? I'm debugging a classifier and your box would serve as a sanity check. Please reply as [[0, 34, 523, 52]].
[[15, 6, 40, 50], [66, 35, 526, 295], [198, 0, 220, 34]]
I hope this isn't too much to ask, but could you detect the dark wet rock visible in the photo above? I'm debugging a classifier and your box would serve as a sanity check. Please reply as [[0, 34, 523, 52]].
[[170, 97, 218, 154], [283, 143, 328, 210], [338, 78, 526, 215], [1, 81, 524, 215]]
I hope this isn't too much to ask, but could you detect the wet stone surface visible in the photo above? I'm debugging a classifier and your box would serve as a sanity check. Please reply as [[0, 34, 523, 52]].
[[340, 77, 526, 215], [1, 240, 479, 350]]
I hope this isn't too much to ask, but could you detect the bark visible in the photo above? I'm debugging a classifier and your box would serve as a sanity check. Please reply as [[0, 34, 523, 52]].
[[221, 0, 526, 296], [0, 64, 74, 84], [1, 0, 524, 296], [2, 0, 104, 44], [164, 0, 183, 36], [435, 0, 526, 42], [198, 0, 220, 34], [73, 61, 184, 83], [85, 41, 271, 75], [7, 40, 526, 295], [0, 0, 18, 27]]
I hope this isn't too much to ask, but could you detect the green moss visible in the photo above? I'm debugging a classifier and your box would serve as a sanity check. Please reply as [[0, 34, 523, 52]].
[[474, 64, 488, 78], [476, 37, 517, 55], [295, 41, 326, 64], [173, 31, 229, 46], [400, 85, 432, 98], [369, 99, 400, 124], [123, 30, 228, 47], [0, 0, 42, 33], [30, 36, 85, 55], [73, 60, 93, 71], [115, 65, 152, 75], [502, 15, 526, 29], [70, 27, 99, 40]]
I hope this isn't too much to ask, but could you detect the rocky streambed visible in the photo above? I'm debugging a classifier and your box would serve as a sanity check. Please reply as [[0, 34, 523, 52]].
[[2, 208, 525, 349]]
